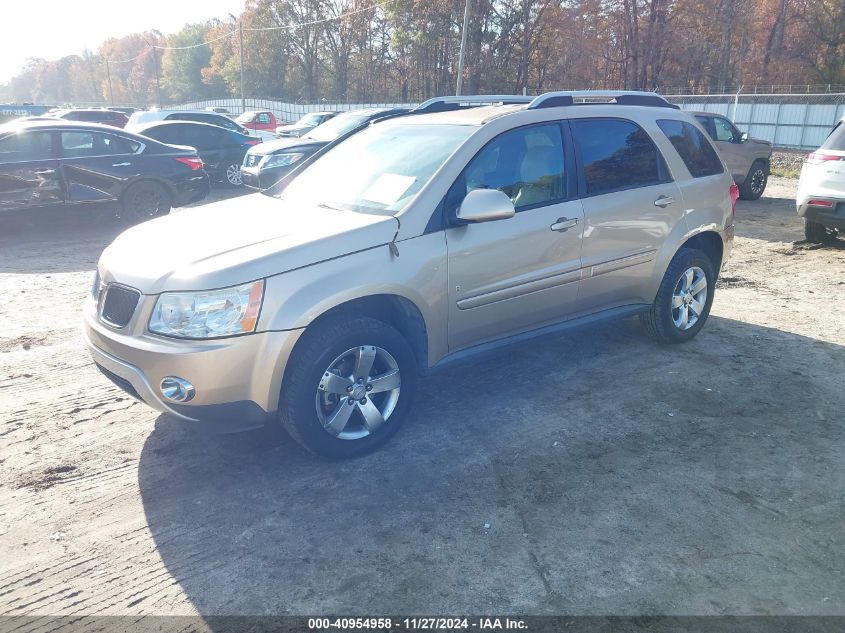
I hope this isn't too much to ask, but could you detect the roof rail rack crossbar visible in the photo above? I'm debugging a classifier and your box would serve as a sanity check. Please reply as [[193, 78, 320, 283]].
[[412, 95, 533, 113], [527, 90, 679, 110]]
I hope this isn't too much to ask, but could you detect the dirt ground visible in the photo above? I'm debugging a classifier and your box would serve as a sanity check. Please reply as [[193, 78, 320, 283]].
[[0, 178, 843, 617]]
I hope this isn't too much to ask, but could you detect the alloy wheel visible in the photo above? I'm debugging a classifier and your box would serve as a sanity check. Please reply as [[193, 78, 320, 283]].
[[750, 168, 766, 196], [226, 164, 243, 186], [671, 266, 708, 330], [315, 345, 402, 440]]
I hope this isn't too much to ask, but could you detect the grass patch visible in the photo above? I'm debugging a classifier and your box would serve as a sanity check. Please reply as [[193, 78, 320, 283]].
[[770, 166, 801, 179]]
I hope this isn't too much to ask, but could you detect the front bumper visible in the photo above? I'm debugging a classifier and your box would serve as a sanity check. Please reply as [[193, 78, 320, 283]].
[[797, 196, 845, 230], [241, 165, 290, 191], [82, 296, 303, 428]]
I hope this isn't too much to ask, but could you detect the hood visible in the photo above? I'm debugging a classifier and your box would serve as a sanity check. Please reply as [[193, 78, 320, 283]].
[[249, 137, 326, 155], [749, 137, 772, 147], [98, 193, 397, 294]]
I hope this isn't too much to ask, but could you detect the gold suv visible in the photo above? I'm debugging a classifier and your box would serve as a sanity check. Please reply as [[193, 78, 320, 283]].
[[83, 91, 737, 458]]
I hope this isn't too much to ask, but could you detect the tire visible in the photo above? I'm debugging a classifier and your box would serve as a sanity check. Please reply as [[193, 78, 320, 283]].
[[279, 316, 417, 458], [738, 160, 768, 200], [223, 162, 243, 187], [804, 219, 838, 243], [119, 180, 171, 224], [641, 248, 716, 344]]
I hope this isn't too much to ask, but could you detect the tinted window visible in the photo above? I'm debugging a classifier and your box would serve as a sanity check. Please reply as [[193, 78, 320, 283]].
[[570, 118, 668, 195], [820, 122, 845, 151], [657, 119, 724, 178], [0, 131, 53, 161], [694, 116, 712, 139], [461, 123, 566, 210], [713, 117, 737, 142], [257, 113, 271, 124], [60, 131, 137, 157]]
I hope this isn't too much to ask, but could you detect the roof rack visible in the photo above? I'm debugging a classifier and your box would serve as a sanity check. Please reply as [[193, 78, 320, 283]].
[[412, 95, 533, 113], [527, 90, 679, 110]]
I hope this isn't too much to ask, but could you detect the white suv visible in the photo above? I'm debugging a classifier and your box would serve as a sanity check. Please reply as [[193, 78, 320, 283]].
[[797, 119, 845, 242]]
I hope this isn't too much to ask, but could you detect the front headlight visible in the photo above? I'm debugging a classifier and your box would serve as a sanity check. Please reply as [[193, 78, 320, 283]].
[[261, 152, 304, 169], [149, 280, 264, 339]]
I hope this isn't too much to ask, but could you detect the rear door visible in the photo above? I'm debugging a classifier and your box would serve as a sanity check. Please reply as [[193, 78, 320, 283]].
[[570, 117, 684, 313], [445, 122, 584, 350], [59, 130, 143, 203], [0, 129, 62, 211]]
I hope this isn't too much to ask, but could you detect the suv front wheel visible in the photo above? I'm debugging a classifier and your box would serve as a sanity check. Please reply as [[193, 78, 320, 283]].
[[279, 316, 417, 458], [641, 248, 716, 343]]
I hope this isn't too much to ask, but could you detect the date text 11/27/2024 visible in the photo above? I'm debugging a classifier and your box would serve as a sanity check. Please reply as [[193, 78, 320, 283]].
[[307, 617, 528, 630]]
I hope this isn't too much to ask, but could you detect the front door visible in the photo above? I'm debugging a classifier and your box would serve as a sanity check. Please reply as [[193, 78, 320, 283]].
[[0, 129, 62, 211], [701, 115, 747, 180], [445, 122, 584, 351]]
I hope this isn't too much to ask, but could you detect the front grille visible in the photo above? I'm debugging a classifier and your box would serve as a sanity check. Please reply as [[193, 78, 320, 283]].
[[100, 284, 140, 328], [95, 362, 142, 401], [245, 154, 263, 168]]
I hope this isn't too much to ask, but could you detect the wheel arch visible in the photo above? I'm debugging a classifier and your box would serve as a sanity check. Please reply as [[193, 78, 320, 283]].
[[681, 230, 724, 272], [295, 293, 430, 373], [121, 176, 175, 206]]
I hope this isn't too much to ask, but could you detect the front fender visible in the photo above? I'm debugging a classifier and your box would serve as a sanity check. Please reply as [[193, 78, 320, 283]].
[[258, 232, 450, 366]]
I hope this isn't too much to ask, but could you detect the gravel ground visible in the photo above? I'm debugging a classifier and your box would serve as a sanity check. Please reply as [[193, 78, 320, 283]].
[[1, 178, 843, 617]]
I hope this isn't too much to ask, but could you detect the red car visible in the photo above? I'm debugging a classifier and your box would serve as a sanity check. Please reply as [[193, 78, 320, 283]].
[[50, 109, 129, 128], [235, 110, 278, 133]]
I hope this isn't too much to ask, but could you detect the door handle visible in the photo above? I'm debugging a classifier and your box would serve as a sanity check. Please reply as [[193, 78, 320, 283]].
[[111, 162, 131, 167], [654, 195, 675, 208], [33, 169, 55, 176], [550, 217, 579, 232]]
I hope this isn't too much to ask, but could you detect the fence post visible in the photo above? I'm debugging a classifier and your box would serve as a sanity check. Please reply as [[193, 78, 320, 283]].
[[773, 102, 782, 147], [798, 103, 811, 150]]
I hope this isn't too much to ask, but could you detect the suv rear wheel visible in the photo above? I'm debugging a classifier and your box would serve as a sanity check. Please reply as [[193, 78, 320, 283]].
[[279, 316, 417, 458], [641, 248, 716, 343], [738, 160, 768, 200], [804, 219, 838, 243]]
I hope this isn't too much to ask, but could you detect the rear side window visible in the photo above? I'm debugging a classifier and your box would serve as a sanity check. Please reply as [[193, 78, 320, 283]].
[[821, 122, 845, 151], [0, 131, 53, 161], [570, 118, 669, 195], [60, 132, 139, 157], [657, 119, 724, 178]]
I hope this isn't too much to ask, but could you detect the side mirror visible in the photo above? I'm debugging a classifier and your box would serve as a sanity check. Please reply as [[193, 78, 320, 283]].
[[740, 132, 749, 143], [456, 188, 515, 224]]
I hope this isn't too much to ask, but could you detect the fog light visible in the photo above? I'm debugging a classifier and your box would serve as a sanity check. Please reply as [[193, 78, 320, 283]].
[[160, 376, 196, 403]]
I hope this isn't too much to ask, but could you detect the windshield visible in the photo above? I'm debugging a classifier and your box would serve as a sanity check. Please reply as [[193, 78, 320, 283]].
[[281, 123, 474, 215], [304, 112, 369, 142], [297, 113, 325, 127], [235, 112, 255, 123]]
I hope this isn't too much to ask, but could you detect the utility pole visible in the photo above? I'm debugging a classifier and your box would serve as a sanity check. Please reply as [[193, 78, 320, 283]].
[[456, 0, 471, 95], [239, 22, 246, 113], [105, 60, 114, 105], [152, 47, 161, 106]]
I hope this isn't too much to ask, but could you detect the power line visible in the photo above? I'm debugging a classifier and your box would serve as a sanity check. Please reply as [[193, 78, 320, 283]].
[[243, 0, 397, 32]]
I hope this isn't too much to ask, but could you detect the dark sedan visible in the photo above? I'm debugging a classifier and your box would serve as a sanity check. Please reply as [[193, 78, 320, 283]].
[[133, 121, 260, 187], [0, 120, 209, 222], [241, 108, 408, 190], [51, 109, 129, 128]]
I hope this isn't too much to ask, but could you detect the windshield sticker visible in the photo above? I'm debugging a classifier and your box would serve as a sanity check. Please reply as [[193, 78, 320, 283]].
[[362, 173, 416, 205]]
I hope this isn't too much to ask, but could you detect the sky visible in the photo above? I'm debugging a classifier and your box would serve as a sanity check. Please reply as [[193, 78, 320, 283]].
[[1, 0, 246, 83]]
